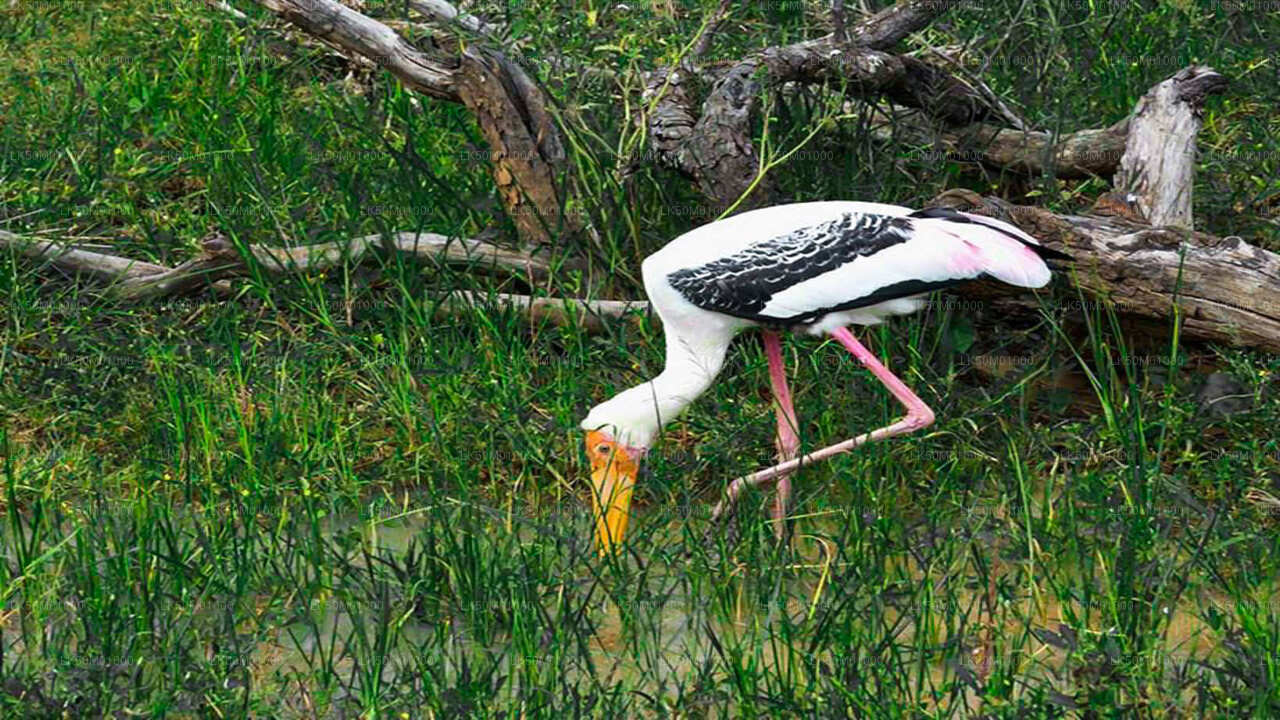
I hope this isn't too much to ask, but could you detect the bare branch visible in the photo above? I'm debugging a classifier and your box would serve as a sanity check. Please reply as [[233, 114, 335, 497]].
[[0, 229, 556, 301], [435, 292, 649, 332], [642, 0, 994, 210], [1, 233, 170, 282], [832, 0, 847, 45], [869, 104, 1129, 178], [407, 0, 497, 36], [2, 230, 647, 332], [207, 0, 249, 22], [689, 0, 733, 60], [249, 0, 460, 101], [923, 44, 1030, 131], [847, 0, 963, 49]]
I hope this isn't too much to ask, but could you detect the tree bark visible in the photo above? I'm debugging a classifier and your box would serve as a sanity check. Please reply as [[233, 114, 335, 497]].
[[867, 66, 1224, 182], [454, 48, 571, 248], [870, 106, 1130, 178], [1114, 65, 1228, 228], [249, 0, 571, 248], [643, 0, 984, 213]]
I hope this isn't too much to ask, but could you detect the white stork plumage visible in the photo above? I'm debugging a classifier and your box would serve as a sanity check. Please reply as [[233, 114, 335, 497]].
[[581, 201, 1070, 551]]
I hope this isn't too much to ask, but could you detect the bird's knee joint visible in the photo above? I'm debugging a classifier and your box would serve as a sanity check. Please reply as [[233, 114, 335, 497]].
[[907, 408, 935, 431]]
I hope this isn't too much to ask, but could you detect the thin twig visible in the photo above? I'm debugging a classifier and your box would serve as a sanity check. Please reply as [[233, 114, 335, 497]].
[[689, 0, 733, 61]]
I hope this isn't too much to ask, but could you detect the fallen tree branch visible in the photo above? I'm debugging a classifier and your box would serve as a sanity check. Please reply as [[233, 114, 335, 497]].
[[865, 65, 1223, 180], [3, 228, 651, 332], [408, 0, 497, 35], [1, 233, 171, 282], [10, 189, 1278, 350], [250, 0, 460, 100], [869, 104, 1130, 178], [246, 0, 572, 247], [868, 65, 1226, 188], [644, 0, 996, 210], [207, 0, 249, 22], [0, 229, 557, 301], [870, 65, 1225, 182], [435, 291, 648, 332], [845, 0, 964, 48], [688, 0, 732, 61]]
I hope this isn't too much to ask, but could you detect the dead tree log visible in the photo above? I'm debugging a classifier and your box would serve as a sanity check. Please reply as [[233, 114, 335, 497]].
[[642, 5, 1231, 209], [933, 189, 1280, 354], [9, 199, 1278, 352], [436, 292, 647, 333], [866, 65, 1224, 183], [0, 230, 557, 301], [643, 0, 990, 212], [868, 106, 1131, 179], [454, 47, 571, 247], [123, 0, 1275, 356], [1114, 66, 1228, 228], [248, 0, 570, 248]]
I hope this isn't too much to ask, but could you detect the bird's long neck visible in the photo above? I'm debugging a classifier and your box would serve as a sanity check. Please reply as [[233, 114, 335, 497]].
[[648, 327, 728, 422], [589, 325, 731, 448]]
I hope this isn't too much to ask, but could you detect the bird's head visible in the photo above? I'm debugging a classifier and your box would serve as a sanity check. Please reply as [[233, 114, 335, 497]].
[[582, 427, 645, 554], [580, 390, 662, 553]]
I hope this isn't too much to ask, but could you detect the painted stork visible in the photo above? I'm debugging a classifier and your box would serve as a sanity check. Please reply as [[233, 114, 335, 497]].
[[581, 201, 1069, 552]]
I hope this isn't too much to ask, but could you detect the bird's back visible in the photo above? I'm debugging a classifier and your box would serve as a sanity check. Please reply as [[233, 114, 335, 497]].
[[643, 201, 913, 277], [642, 201, 1066, 333]]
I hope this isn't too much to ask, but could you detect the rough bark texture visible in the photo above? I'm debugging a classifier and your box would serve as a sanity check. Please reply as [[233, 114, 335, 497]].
[[455, 48, 570, 248], [1114, 65, 1228, 228], [686, 61, 772, 211], [643, 0, 980, 213], [250, 0, 570, 248]]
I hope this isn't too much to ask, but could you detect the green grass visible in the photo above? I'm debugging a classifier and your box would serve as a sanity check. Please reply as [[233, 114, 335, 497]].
[[3, 0, 1280, 716]]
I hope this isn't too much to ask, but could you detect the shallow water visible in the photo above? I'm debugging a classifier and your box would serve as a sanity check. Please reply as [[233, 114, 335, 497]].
[[238, 499, 1276, 715]]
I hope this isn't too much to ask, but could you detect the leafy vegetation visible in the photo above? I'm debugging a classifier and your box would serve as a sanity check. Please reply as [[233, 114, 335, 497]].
[[2, 0, 1279, 716]]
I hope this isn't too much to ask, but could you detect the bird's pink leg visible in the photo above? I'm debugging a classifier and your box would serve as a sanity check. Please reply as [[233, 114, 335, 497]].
[[710, 326, 935, 522], [762, 331, 801, 539]]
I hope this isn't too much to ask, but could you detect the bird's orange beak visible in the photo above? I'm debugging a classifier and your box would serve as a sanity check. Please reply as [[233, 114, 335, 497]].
[[585, 430, 640, 554]]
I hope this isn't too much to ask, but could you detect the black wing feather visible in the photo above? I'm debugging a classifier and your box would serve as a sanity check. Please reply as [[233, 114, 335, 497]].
[[666, 212, 915, 323]]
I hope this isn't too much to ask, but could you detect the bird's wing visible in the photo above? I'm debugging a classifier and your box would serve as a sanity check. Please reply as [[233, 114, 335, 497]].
[[665, 207, 1064, 324]]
